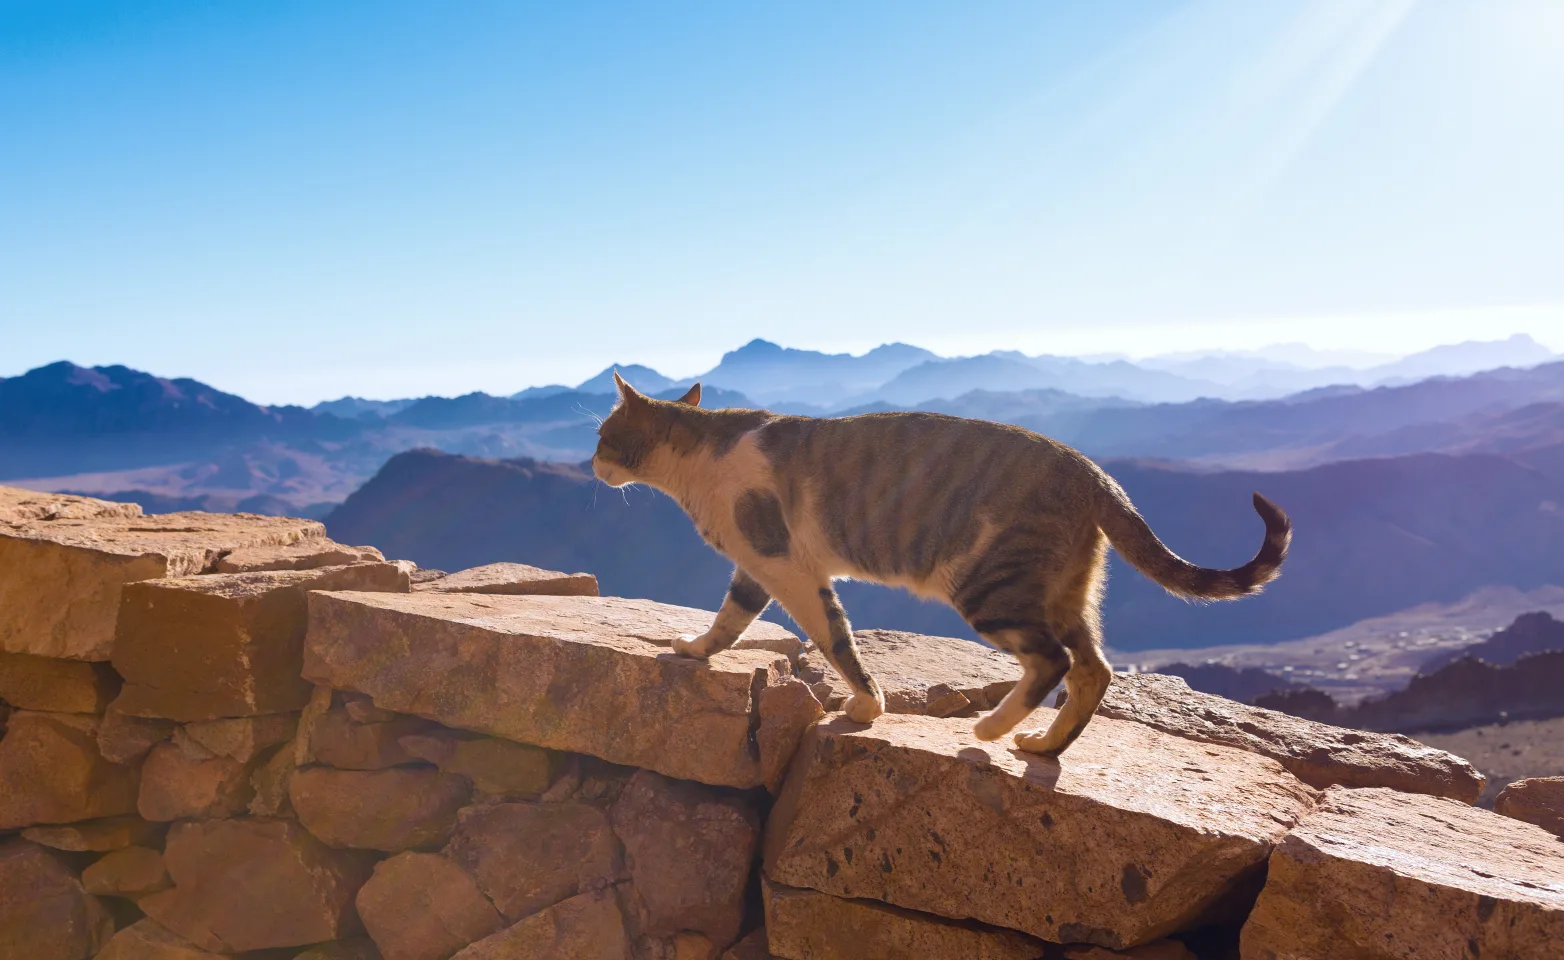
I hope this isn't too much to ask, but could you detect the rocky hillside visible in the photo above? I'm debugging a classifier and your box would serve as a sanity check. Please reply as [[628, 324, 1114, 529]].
[[326, 447, 1564, 651]]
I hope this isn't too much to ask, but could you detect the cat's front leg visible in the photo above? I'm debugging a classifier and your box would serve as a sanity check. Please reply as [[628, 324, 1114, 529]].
[[673, 567, 772, 658]]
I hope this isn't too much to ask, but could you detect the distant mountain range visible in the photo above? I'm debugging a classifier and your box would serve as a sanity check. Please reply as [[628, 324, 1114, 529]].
[[324, 446, 1564, 651]]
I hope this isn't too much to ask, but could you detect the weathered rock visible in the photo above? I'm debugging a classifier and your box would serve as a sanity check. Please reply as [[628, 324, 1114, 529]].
[[215, 538, 386, 573], [798, 630, 1020, 717], [292, 938, 384, 960], [610, 769, 760, 947], [308, 708, 434, 770], [306, 592, 807, 789], [762, 878, 1048, 960], [91, 918, 224, 960], [445, 800, 625, 921], [1494, 776, 1564, 837], [1241, 786, 1564, 959], [291, 766, 472, 851], [250, 741, 300, 817], [451, 887, 630, 960], [21, 815, 162, 852], [355, 852, 505, 960], [0, 507, 322, 661], [140, 818, 374, 952], [720, 929, 776, 960], [0, 838, 115, 960], [415, 561, 600, 597], [756, 679, 825, 793], [83, 846, 172, 899], [0, 650, 120, 712], [0, 486, 142, 524], [97, 705, 176, 765], [0, 711, 141, 829], [137, 741, 254, 821], [178, 712, 299, 762], [113, 564, 410, 721], [764, 713, 1318, 950], [1070, 672, 1485, 802], [399, 729, 563, 797]]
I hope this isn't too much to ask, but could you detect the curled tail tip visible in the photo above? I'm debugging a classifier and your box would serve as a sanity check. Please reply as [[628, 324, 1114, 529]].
[[1242, 490, 1291, 592]]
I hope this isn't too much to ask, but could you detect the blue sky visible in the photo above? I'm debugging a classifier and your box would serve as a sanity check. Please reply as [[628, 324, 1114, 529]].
[[3, 1, 1562, 404]]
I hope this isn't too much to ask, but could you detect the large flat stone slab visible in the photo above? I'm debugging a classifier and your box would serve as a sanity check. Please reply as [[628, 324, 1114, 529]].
[[304, 592, 811, 789], [112, 564, 409, 721], [764, 713, 1318, 950], [414, 562, 600, 597], [0, 486, 141, 524], [798, 630, 1020, 717], [0, 506, 323, 660], [1075, 673, 1484, 802], [1240, 786, 1564, 960]]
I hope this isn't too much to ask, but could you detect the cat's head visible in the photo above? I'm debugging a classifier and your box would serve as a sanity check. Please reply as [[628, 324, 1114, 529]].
[[591, 371, 701, 487]]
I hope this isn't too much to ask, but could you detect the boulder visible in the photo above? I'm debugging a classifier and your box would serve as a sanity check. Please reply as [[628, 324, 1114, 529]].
[[762, 878, 1048, 960], [450, 887, 631, 960], [137, 741, 254, 821], [0, 651, 120, 712], [609, 769, 761, 947], [414, 562, 600, 597], [305, 592, 808, 789], [21, 815, 162, 852], [0, 838, 115, 960], [0, 507, 321, 661], [399, 729, 563, 798], [139, 818, 374, 952], [97, 705, 176, 765], [0, 711, 141, 829], [1070, 672, 1485, 802], [178, 712, 299, 762], [307, 708, 434, 770], [92, 919, 227, 960], [215, 538, 385, 573], [798, 630, 1020, 717], [355, 852, 505, 960], [82, 846, 172, 899], [445, 800, 625, 921], [1494, 776, 1564, 838], [291, 766, 472, 851], [1240, 786, 1564, 959], [764, 713, 1318, 950], [113, 564, 409, 721]]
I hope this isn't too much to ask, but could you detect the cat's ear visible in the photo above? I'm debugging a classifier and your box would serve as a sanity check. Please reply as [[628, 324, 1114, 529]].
[[674, 383, 702, 407], [613, 370, 649, 409]]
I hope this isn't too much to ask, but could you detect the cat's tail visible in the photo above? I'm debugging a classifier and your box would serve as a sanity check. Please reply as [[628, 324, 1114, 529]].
[[1094, 477, 1291, 600]]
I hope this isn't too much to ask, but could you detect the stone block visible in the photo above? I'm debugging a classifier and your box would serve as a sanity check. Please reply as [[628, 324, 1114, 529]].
[[445, 800, 625, 922], [399, 729, 563, 797], [307, 708, 434, 770], [21, 815, 162, 852], [355, 852, 505, 960], [93, 919, 226, 960], [178, 712, 299, 762], [762, 878, 1047, 960], [764, 713, 1317, 950], [215, 538, 385, 573], [1074, 672, 1485, 802], [112, 564, 409, 721], [97, 705, 175, 765], [82, 846, 172, 899], [305, 592, 808, 789], [0, 711, 140, 830], [291, 766, 472, 851], [0, 506, 322, 660], [451, 887, 631, 960], [610, 769, 760, 947], [140, 818, 374, 952], [137, 741, 255, 821], [1494, 775, 1564, 837], [414, 562, 599, 597], [798, 629, 1020, 716], [0, 838, 115, 960], [0, 650, 120, 712], [0, 486, 141, 524], [1240, 786, 1564, 959]]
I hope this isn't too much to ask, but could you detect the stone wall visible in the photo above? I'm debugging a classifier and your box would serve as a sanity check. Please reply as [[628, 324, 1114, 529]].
[[2, 487, 1562, 960]]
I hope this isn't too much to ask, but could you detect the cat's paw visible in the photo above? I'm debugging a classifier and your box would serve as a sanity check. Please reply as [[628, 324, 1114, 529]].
[[671, 634, 709, 659], [843, 692, 884, 723], [1012, 729, 1063, 756], [972, 713, 1010, 742]]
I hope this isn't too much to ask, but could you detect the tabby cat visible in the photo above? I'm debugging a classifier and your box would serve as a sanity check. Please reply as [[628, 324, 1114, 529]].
[[592, 373, 1290, 756]]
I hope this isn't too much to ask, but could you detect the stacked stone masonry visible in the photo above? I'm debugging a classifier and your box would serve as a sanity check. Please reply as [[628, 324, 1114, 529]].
[[1, 487, 1561, 960]]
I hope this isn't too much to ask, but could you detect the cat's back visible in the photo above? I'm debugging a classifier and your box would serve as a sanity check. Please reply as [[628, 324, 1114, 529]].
[[753, 408, 1073, 472]]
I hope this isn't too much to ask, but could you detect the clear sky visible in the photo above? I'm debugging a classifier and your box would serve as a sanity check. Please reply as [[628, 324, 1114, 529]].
[[3, 1, 1562, 404]]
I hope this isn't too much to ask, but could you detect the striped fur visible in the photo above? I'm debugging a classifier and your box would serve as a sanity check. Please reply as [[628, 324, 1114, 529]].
[[594, 373, 1291, 755]]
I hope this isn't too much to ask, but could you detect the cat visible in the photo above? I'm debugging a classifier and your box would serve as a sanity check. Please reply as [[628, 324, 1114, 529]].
[[592, 372, 1290, 756]]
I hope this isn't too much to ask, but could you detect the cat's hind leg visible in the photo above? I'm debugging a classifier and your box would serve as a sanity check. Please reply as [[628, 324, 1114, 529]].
[[762, 574, 884, 722], [970, 623, 1071, 743], [674, 567, 772, 658], [1013, 624, 1112, 756]]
